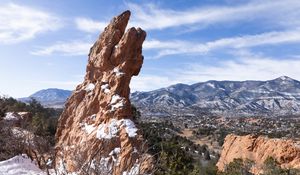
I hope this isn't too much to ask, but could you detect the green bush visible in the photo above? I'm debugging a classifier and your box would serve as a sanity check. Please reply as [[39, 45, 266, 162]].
[[139, 121, 219, 175], [262, 157, 300, 175], [220, 158, 254, 175]]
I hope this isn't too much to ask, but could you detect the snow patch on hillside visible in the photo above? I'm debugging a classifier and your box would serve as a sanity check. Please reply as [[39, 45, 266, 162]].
[[207, 83, 215, 88], [0, 154, 46, 175]]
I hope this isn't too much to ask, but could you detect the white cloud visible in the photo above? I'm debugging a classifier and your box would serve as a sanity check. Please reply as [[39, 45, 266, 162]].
[[31, 41, 92, 56], [145, 29, 300, 58], [31, 28, 300, 57], [37, 80, 80, 92], [178, 58, 300, 83], [40, 80, 80, 86], [75, 17, 107, 33], [72, 1, 300, 33], [143, 39, 190, 50], [0, 3, 62, 44], [127, 0, 300, 30], [131, 75, 177, 92]]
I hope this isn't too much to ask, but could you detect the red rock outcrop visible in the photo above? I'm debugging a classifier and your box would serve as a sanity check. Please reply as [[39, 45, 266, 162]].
[[217, 134, 300, 174], [55, 10, 153, 175]]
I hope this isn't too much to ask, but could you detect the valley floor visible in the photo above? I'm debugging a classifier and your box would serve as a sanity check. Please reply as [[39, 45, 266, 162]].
[[178, 128, 222, 153]]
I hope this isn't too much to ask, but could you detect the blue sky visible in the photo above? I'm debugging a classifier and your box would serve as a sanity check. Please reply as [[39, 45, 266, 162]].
[[1, 0, 300, 97]]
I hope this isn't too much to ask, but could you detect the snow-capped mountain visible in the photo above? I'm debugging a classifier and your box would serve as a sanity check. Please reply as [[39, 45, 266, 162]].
[[17, 76, 300, 116], [131, 76, 300, 117], [19, 88, 72, 108]]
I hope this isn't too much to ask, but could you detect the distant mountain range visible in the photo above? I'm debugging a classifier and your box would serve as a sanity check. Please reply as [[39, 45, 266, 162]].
[[18, 76, 300, 117], [19, 88, 72, 108], [131, 76, 300, 117]]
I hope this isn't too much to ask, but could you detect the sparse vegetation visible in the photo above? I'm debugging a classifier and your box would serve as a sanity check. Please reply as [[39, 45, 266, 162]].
[[139, 114, 300, 175], [1, 96, 300, 175], [0, 96, 61, 161], [139, 121, 219, 175], [262, 157, 300, 175], [219, 158, 254, 175]]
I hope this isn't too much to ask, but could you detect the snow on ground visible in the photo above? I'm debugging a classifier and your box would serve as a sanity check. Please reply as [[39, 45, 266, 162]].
[[11, 127, 36, 146], [0, 154, 141, 175], [0, 154, 46, 175], [3, 112, 20, 121]]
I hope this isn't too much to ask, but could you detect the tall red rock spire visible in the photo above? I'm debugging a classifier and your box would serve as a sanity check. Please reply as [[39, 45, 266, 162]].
[[55, 10, 152, 175]]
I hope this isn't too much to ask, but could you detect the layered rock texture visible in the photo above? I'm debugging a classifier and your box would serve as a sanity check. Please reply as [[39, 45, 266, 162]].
[[55, 11, 152, 175], [217, 134, 300, 174]]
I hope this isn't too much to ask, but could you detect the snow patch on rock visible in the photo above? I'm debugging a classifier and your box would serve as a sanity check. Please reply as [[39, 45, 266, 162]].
[[99, 157, 112, 172], [110, 94, 125, 111], [85, 83, 95, 91], [111, 101, 124, 111], [122, 163, 141, 175], [113, 68, 125, 76], [101, 84, 110, 94], [109, 147, 121, 166], [110, 94, 122, 104], [96, 119, 138, 139], [121, 119, 138, 137], [109, 147, 121, 156], [96, 119, 119, 139], [83, 123, 96, 134]]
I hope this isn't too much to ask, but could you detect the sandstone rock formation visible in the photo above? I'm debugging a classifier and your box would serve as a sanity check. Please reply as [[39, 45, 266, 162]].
[[217, 134, 300, 174], [55, 10, 152, 175]]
